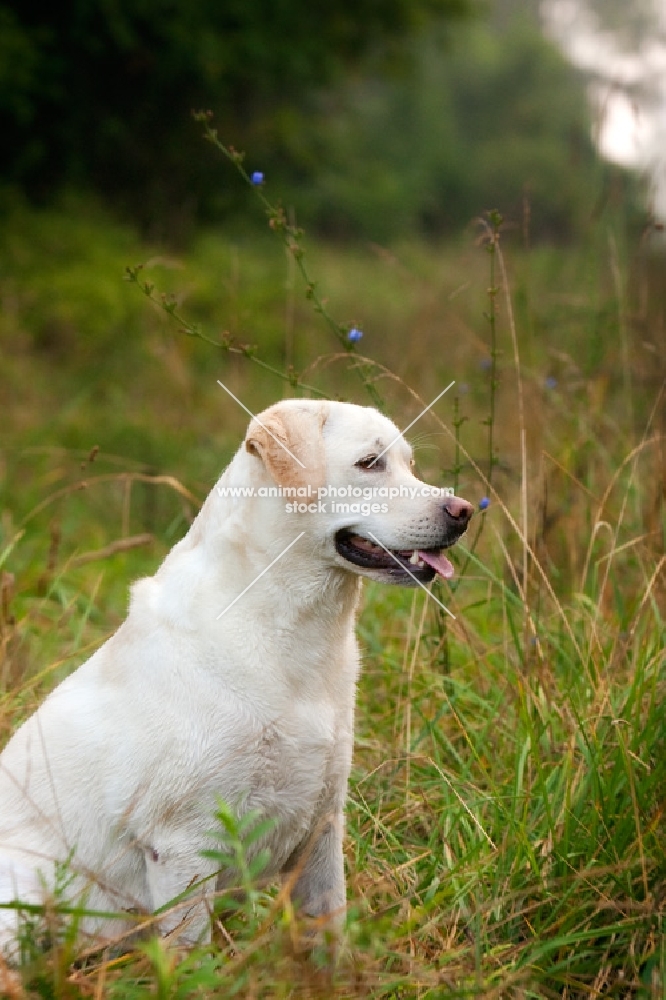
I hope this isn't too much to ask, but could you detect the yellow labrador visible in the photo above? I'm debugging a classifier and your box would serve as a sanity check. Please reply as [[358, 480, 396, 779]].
[[0, 399, 472, 955]]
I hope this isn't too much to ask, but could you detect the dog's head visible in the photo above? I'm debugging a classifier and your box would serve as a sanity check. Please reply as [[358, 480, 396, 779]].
[[244, 400, 473, 586]]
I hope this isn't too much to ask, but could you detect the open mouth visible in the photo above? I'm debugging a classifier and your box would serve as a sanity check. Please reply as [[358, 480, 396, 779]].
[[335, 530, 455, 584]]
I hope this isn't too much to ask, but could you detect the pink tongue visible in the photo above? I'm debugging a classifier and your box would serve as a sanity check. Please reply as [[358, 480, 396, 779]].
[[419, 550, 454, 579]]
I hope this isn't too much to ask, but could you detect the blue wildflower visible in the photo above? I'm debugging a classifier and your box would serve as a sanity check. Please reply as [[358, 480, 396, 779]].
[[545, 376, 557, 389], [479, 497, 490, 510], [348, 327, 363, 343], [250, 171, 264, 186], [479, 357, 492, 371]]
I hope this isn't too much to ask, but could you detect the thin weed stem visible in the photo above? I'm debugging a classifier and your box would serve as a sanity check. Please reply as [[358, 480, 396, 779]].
[[124, 265, 329, 398], [191, 111, 384, 408]]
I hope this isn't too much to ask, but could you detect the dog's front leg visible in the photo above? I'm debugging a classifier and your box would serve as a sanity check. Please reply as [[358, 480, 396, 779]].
[[0, 855, 50, 962], [142, 837, 220, 946], [285, 812, 346, 933]]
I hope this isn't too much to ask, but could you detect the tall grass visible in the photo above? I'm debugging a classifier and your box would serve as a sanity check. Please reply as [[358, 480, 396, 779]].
[[0, 194, 665, 996]]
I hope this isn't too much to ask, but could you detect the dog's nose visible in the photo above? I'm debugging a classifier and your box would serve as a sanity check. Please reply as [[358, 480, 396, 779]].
[[444, 496, 474, 523]]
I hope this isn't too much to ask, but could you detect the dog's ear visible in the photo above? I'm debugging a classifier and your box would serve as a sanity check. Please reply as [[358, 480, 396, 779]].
[[246, 404, 327, 489]]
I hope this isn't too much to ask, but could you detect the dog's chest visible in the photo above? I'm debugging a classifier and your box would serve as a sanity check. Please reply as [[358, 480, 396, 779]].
[[130, 696, 347, 836], [248, 699, 343, 799], [240, 704, 347, 866]]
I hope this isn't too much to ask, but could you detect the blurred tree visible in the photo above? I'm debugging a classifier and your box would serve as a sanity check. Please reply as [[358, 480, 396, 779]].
[[286, 4, 640, 241], [0, 0, 471, 234]]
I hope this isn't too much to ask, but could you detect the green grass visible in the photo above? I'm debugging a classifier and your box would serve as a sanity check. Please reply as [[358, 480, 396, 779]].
[[0, 197, 665, 997]]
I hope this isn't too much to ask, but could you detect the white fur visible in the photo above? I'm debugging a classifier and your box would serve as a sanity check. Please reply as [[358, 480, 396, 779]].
[[0, 399, 471, 955]]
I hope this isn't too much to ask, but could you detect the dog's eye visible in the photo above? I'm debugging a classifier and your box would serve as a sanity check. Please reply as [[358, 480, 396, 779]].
[[356, 455, 385, 471]]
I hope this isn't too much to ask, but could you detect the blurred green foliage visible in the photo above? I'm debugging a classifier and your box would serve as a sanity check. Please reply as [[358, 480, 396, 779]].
[[0, 0, 470, 234], [0, 0, 643, 242], [286, 16, 639, 241]]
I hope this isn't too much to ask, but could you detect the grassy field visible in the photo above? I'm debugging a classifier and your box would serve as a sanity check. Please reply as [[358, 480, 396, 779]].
[[1, 193, 665, 997]]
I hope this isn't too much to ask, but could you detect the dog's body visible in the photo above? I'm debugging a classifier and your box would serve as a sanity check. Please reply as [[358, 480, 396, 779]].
[[0, 400, 472, 955]]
